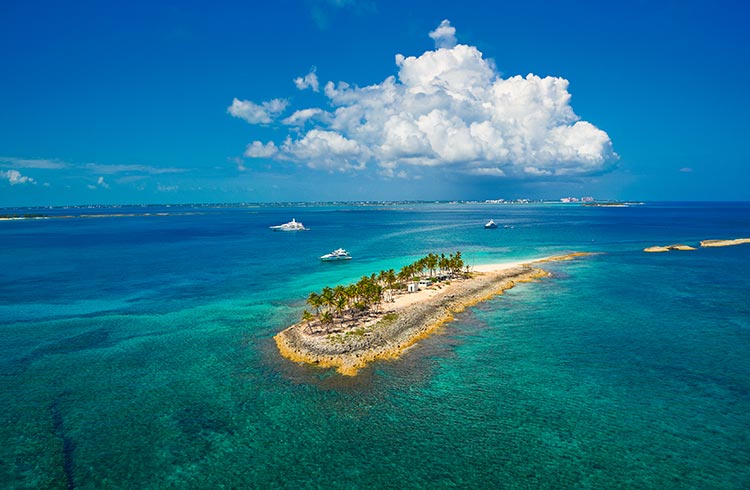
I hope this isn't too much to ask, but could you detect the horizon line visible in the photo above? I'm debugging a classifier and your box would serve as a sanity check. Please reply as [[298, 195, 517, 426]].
[[3, 199, 750, 210]]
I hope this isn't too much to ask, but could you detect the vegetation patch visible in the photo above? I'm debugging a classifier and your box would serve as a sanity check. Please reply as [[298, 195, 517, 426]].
[[374, 313, 399, 329], [300, 252, 466, 336]]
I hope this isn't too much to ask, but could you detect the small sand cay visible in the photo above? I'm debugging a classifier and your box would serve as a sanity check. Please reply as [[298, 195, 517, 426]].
[[644, 244, 696, 253], [275, 252, 593, 376], [700, 238, 750, 248], [645, 238, 750, 252]]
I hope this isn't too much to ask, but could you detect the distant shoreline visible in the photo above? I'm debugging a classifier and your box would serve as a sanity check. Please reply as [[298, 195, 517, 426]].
[[3, 201, 750, 214], [275, 253, 592, 376], [0, 212, 202, 221]]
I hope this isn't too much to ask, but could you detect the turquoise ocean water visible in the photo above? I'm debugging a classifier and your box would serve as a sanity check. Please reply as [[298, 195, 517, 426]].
[[1, 202, 749, 488]]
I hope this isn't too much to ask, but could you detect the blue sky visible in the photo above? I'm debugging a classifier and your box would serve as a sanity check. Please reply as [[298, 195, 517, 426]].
[[1, 0, 748, 206]]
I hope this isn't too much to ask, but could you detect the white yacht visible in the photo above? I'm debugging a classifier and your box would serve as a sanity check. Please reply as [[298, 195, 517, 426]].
[[270, 218, 307, 231], [320, 248, 352, 261], [484, 219, 498, 229]]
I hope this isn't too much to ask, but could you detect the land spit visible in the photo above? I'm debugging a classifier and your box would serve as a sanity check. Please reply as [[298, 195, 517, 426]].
[[275, 253, 590, 376]]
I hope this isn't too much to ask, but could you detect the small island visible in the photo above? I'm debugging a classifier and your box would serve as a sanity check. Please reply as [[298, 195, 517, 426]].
[[0, 213, 48, 220], [644, 244, 696, 253], [643, 238, 750, 252], [275, 252, 591, 375], [700, 238, 750, 248]]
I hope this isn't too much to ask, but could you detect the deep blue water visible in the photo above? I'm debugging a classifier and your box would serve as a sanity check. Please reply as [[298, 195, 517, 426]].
[[1, 202, 749, 488]]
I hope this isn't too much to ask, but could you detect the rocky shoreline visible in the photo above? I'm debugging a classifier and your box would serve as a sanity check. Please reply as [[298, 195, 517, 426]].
[[275, 265, 551, 376]]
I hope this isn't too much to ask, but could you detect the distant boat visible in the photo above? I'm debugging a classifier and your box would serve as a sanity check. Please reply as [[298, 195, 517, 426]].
[[484, 219, 498, 229], [320, 248, 352, 261], [270, 218, 308, 231]]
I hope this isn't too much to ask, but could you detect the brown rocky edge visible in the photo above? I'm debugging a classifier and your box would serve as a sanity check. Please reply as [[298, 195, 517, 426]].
[[275, 252, 593, 376]]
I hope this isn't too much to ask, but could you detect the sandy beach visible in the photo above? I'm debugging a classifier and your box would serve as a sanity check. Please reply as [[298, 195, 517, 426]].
[[275, 253, 591, 375]]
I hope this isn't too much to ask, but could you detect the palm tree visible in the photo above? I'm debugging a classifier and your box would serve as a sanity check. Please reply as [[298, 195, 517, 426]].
[[320, 310, 334, 333], [366, 279, 383, 311], [381, 269, 396, 302], [301, 309, 314, 333], [352, 275, 379, 312], [439, 253, 447, 274], [386, 268, 396, 285], [321, 286, 335, 314], [453, 251, 464, 275], [398, 264, 415, 284], [447, 251, 464, 276], [307, 292, 322, 317], [356, 276, 370, 310], [334, 294, 348, 321], [333, 285, 347, 317], [377, 269, 387, 287], [345, 284, 359, 312], [426, 253, 438, 278], [414, 257, 426, 278]]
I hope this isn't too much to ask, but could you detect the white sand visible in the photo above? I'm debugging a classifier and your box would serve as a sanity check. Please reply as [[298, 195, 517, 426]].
[[471, 256, 558, 272], [384, 255, 558, 312]]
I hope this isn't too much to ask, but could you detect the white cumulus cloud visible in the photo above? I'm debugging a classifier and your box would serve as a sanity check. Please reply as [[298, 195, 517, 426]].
[[231, 20, 617, 178], [1, 169, 35, 185], [429, 19, 457, 49], [281, 129, 367, 171], [244, 141, 279, 158], [282, 108, 325, 126], [227, 97, 288, 124], [294, 68, 320, 92], [467, 167, 506, 177]]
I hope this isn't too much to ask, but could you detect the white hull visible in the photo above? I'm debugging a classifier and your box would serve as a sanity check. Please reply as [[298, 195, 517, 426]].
[[320, 248, 352, 261], [320, 255, 352, 262], [270, 218, 307, 231]]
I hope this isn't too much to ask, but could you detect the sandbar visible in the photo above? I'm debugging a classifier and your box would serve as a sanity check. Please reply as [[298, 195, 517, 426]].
[[644, 238, 750, 252], [644, 244, 696, 252], [700, 238, 750, 248]]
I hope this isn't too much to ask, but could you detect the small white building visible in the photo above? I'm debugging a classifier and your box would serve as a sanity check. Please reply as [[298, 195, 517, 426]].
[[407, 282, 419, 293]]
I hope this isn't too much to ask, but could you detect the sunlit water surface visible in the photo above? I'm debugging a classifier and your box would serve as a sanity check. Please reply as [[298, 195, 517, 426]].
[[1, 202, 749, 488]]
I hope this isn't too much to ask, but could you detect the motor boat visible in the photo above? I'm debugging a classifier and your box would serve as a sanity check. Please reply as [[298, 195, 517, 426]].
[[484, 219, 498, 229], [270, 218, 307, 231], [320, 248, 352, 261]]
